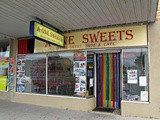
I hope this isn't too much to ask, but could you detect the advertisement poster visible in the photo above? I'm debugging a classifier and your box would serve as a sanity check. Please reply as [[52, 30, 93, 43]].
[[0, 76, 7, 91], [127, 70, 138, 84], [89, 78, 94, 87], [73, 52, 86, 97], [139, 76, 147, 86], [140, 91, 148, 101], [73, 51, 86, 61]]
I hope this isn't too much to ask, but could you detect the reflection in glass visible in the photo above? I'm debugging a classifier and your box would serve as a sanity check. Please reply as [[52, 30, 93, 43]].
[[123, 48, 148, 101], [16, 54, 46, 94], [48, 52, 75, 96]]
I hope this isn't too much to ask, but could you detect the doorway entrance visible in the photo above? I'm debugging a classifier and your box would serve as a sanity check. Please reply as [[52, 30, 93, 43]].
[[96, 52, 120, 109]]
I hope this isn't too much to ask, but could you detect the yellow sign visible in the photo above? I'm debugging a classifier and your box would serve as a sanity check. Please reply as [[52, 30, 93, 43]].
[[30, 21, 64, 47], [0, 76, 7, 91], [34, 25, 147, 53]]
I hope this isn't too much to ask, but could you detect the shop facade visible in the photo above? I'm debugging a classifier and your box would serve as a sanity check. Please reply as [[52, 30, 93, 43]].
[[0, 21, 160, 118]]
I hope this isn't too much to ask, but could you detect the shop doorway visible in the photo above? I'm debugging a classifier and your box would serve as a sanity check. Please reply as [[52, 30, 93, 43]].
[[96, 52, 120, 109]]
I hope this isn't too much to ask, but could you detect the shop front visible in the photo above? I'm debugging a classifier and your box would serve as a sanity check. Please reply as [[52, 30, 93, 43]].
[[9, 24, 148, 112], [0, 40, 10, 93]]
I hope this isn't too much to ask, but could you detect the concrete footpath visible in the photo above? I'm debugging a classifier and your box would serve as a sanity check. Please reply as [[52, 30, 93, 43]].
[[0, 100, 158, 120]]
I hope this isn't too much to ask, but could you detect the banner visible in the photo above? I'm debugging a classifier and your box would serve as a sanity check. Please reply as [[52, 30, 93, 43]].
[[34, 25, 147, 53]]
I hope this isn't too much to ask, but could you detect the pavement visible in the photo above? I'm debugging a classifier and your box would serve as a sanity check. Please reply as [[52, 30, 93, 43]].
[[0, 100, 158, 120]]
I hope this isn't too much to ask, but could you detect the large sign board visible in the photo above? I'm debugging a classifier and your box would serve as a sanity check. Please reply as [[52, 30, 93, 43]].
[[34, 25, 147, 53]]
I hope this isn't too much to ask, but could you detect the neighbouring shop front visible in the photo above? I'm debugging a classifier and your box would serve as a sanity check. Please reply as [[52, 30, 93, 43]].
[[0, 40, 10, 92], [14, 24, 149, 111]]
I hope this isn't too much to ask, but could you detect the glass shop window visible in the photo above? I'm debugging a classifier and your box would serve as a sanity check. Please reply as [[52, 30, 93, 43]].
[[122, 48, 149, 102], [86, 54, 94, 96], [48, 51, 87, 97], [0, 40, 10, 91], [16, 54, 46, 94], [17, 51, 88, 98]]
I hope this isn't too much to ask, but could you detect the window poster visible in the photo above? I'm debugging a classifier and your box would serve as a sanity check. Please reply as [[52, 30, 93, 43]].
[[73, 52, 87, 97], [16, 55, 26, 92], [139, 76, 147, 86], [127, 70, 138, 84], [73, 51, 86, 61], [140, 91, 148, 101], [89, 78, 94, 87]]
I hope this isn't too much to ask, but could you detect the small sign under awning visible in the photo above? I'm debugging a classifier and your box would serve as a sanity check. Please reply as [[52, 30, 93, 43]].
[[30, 21, 64, 47]]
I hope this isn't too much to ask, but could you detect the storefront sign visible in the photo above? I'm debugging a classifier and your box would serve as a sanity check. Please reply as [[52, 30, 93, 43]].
[[30, 21, 64, 47], [127, 70, 138, 84], [34, 25, 147, 53], [0, 76, 7, 91]]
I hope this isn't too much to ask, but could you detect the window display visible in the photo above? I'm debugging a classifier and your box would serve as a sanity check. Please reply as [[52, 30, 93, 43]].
[[17, 54, 46, 94], [17, 51, 88, 97], [73, 52, 87, 97], [48, 52, 75, 96], [87, 54, 94, 96], [122, 48, 148, 101], [0, 40, 10, 91]]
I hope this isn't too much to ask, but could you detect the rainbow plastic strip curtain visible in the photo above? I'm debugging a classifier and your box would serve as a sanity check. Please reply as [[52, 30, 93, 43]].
[[97, 53, 120, 109]]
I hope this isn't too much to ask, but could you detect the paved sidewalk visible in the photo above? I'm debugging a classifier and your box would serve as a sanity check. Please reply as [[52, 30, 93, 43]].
[[0, 100, 158, 120]]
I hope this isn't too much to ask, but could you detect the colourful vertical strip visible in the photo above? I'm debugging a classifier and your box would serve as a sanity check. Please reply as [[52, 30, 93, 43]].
[[112, 53, 115, 108], [114, 53, 117, 107], [109, 54, 112, 108], [101, 53, 104, 107], [97, 53, 120, 109], [116, 53, 120, 108], [105, 54, 108, 108], [97, 54, 100, 107], [106, 53, 109, 108], [103, 54, 106, 107]]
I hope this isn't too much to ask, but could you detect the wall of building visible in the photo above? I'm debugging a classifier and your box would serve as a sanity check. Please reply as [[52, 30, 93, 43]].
[[121, 20, 160, 119], [12, 93, 95, 112]]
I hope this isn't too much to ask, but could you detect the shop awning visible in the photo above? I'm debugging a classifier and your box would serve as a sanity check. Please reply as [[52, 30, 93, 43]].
[[0, 0, 158, 39]]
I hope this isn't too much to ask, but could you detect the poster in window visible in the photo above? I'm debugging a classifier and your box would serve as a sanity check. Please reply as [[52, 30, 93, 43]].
[[79, 61, 86, 68], [139, 76, 147, 86], [73, 68, 86, 76], [140, 91, 148, 101], [73, 52, 86, 61], [74, 83, 80, 92], [89, 78, 94, 87], [127, 70, 137, 84], [73, 62, 79, 68]]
